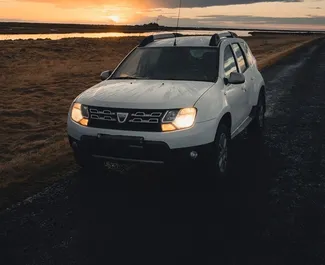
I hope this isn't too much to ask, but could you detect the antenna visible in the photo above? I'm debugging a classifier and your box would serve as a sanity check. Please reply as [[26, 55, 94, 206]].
[[156, 16, 160, 32], [173, 0, 182, 46]]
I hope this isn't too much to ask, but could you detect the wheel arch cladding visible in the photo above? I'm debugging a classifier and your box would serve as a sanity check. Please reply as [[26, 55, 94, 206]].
[[260, 85, 266, 102], [219, 112, 231, 131], [254, 85, 265, 106]]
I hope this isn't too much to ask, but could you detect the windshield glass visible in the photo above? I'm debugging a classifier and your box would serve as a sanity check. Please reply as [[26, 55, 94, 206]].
[[110, 47, 219, 82]]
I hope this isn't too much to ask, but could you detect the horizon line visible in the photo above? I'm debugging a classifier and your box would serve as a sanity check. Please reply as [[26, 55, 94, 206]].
[[1, 21, 325, 33]]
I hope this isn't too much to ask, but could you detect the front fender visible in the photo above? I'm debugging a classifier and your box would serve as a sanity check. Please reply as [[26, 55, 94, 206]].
[[194, 79, 227, 123], [194, 80, 233, 132]]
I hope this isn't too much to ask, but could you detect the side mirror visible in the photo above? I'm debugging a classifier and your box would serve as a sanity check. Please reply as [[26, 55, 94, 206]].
[[225, 72, 245, 85], [100, 70, 112, 81]]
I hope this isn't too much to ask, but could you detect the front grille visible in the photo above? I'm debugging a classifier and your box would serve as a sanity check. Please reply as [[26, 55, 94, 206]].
[[87, 106, 167, 132]]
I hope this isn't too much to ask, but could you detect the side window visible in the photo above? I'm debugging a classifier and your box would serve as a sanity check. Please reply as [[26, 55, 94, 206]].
[[241, 42, 254, 66], [224, 45, 238, 78], [231, 43, 248, 73]]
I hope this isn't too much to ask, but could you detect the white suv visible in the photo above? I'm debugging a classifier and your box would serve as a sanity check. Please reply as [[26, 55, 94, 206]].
[[67, 31, 266, 177]]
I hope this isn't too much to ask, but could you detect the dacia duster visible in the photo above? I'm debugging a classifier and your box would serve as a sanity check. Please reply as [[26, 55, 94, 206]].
[[67, 31, 266, 178]]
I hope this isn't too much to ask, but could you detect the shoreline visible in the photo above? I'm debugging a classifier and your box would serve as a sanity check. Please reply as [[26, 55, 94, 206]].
[[1, 22, 324, 35], [1, 31, 323, 42]]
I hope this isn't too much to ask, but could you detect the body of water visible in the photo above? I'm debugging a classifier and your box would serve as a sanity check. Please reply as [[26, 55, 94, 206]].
[[0, 30, 251, 41]]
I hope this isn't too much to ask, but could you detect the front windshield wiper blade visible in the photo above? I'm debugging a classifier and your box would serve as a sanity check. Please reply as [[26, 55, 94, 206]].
[[111, 76, 142, 79]]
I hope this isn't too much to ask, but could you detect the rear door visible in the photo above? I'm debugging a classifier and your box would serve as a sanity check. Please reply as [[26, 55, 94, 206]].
[[240, 41, 260, 104], [231, 42, 252, 118], [223, 44, 248, 130]]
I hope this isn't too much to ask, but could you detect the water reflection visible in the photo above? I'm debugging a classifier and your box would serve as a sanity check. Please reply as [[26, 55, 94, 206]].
[[0, 30, 251, 41]]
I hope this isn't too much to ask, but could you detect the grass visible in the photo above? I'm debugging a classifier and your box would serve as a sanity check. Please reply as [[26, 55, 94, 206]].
[[0, 34, 319, 209]]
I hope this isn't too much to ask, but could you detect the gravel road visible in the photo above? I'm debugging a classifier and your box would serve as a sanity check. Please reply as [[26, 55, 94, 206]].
[[1, 38, 325, 265]]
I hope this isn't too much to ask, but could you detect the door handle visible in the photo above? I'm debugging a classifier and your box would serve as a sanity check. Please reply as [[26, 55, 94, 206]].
[[242, 87, 247, 92]]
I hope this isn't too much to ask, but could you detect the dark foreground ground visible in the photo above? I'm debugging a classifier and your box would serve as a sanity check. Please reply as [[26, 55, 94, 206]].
[[1, 38, 325, 265]]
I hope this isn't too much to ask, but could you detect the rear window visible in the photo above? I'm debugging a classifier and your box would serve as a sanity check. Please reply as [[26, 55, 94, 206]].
[[111, 47, 219, 82], [231, 43, 248, 73], [240, 41, 255, 66]]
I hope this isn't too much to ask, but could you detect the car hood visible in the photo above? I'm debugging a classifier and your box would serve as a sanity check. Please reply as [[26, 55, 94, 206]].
[[77, 79, 214, 109]]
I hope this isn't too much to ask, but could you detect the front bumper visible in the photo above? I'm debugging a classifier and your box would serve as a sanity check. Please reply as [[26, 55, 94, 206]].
[[68, 135, 214, 164], [67, 117, 217, 150]]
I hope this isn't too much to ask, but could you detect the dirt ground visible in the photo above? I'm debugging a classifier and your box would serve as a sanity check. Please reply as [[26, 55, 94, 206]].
[[0, 34, 318, 208]]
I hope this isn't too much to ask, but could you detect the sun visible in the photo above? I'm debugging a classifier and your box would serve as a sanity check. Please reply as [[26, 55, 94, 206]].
[[108, 15, 120, 23]]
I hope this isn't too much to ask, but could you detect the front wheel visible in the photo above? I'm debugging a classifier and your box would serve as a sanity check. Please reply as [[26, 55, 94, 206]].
[[205, 123, 230, 180]]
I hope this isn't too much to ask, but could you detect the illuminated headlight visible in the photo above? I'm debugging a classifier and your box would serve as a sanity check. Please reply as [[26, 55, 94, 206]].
[[71, 102, 89, 126], [161, 108, 197, 132]]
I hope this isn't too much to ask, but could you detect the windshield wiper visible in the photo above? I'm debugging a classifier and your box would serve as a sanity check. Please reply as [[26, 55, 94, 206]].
[[112, 76, 142, 80]]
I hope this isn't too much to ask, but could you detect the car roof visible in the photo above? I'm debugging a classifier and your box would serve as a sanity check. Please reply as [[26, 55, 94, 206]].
[[138, 32, 245, 48], [145, 35, 214, 47]]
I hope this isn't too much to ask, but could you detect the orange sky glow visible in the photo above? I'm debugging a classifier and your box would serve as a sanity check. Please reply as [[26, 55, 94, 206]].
[[0, 0, 324, 30]]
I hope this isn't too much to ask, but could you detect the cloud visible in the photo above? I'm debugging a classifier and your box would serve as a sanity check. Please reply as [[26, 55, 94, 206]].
[[15, 0, 304, 9], [149, 0, 303, 8], [149, 14, 325, 27]]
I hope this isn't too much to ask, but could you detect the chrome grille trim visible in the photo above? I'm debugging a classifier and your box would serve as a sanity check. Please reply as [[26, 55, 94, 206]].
[[89, 108, 116, 115], [129, 118, 159, 123], [89, 108, 117, 121], [90, 114, 116, 121], [131, 112, 162, 117]]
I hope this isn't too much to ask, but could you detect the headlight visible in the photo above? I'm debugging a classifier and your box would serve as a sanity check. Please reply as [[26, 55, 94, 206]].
[[161, 108, 197, 132], [71, 102, 89, 126]]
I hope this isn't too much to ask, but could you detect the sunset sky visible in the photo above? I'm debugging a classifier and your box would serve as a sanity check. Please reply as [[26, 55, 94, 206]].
[[0, 0, 324, 30]]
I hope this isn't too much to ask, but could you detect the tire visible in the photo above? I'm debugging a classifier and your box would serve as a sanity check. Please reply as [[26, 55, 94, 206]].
[[248, 89, 266, 136], [205, 123, 231, 180]]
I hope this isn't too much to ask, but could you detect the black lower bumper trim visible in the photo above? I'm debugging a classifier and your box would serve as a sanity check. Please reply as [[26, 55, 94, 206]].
[[68, 135, 214, 164]]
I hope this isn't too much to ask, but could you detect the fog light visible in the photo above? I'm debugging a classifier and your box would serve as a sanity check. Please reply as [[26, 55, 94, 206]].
[[190, 151, 198, 159]]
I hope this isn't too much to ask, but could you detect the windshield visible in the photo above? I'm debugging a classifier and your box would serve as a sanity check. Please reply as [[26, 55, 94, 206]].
[[110, 47, 219, 82]]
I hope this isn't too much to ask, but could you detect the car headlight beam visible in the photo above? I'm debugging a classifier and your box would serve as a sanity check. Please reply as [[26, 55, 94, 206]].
[[162, 107, 197, 132]]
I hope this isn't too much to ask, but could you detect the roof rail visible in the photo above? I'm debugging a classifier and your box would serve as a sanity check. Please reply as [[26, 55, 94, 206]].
[[209, 31, 238, 46], [138, 33, 183, 47]]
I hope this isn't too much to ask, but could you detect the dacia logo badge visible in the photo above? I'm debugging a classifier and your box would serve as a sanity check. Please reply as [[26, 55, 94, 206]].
[[117, 112, 128, 123]]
